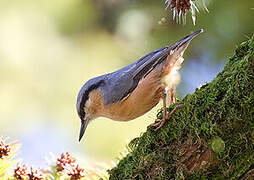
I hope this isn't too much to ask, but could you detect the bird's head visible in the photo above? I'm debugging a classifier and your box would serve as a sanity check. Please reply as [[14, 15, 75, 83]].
[[76, 78, 104, 142]]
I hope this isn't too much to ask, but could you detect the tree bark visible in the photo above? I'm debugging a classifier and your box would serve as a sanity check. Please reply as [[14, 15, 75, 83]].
[[108, 35, 254, 179]]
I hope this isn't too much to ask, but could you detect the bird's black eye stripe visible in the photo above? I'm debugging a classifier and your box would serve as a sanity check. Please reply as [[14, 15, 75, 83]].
[[78, 80, 104, 120]]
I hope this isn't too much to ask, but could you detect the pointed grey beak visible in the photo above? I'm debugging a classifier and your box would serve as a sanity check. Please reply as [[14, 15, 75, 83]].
[[79, 119, 89, 142]]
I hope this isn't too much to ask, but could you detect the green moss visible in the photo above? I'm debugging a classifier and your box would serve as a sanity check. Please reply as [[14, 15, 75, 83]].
[[211, 136, 225, 153], [109, 36, 254, 179]]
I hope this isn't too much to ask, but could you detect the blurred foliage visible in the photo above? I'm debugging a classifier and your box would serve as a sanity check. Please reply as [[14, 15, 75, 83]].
[[0, 137, 19, 179], [0, 0, 253, 167], [164, 0, 210, 25], [0, 137, 109, 179]]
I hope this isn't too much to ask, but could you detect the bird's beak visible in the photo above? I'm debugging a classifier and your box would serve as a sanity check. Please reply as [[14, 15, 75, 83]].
[[79, 119, 89, 142]]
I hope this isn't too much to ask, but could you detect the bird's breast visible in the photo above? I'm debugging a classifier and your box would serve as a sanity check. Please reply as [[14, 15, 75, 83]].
[[90, 64, 165, 121]]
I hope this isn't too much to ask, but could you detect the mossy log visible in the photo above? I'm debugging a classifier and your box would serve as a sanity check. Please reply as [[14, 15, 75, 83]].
[[109, 36, 254, 179]]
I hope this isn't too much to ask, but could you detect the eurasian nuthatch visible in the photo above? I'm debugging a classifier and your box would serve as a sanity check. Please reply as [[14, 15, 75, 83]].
[[77, 29, 203, 141]]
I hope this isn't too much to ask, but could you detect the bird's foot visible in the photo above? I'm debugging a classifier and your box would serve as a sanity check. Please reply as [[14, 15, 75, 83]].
[[150, 104, 185, 131], [150, 117, 167, 131]]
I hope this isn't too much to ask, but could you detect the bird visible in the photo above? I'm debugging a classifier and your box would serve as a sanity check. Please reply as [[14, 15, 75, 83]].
[[76, 29, 203, 141]]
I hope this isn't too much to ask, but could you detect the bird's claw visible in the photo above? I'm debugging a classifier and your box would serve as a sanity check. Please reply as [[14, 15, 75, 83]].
[[155, 119, 162, 123], [152, 118, 167, 131], [150, 104, 185, 131]]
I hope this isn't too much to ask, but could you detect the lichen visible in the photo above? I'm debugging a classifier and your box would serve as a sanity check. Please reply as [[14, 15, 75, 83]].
[[109, 35, 254, 179]]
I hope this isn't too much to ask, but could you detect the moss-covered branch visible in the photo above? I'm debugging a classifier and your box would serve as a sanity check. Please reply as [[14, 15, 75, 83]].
[[109, 36, 254, 179]]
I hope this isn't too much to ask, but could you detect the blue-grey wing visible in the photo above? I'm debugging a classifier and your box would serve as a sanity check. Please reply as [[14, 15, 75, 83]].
[[100, 29, 203, 105], [101, 47, 169, 105]]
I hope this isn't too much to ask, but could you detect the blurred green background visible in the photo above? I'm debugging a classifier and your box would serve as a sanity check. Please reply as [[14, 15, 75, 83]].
[[0, 0, 253, 167]]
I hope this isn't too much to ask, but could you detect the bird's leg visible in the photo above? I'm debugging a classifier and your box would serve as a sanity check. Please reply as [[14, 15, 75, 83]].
[[170, 88, 174, 104], [150, 92, 167, 130], [151, 91, 185, 131]]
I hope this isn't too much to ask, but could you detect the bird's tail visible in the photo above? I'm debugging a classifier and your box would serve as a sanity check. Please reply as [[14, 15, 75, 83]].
[[135, 29, 203, 80], [161, 29, 204, 77], [170, 29, 203, 51]]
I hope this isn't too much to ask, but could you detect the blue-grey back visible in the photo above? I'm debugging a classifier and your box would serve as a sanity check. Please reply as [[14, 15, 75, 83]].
[[99, 47, 169, 104]]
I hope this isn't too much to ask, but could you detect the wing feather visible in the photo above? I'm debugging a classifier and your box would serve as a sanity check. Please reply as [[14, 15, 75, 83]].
[[101, 47, 169, 105]]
